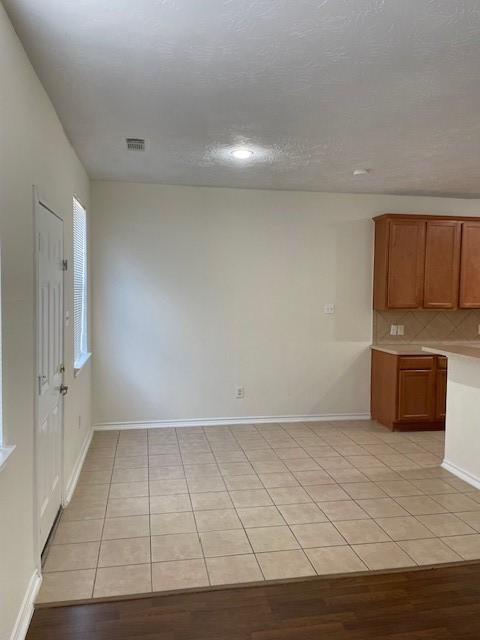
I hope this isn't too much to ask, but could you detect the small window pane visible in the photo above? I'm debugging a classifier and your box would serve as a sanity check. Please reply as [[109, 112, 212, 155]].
[[73, 197, 88, 369]]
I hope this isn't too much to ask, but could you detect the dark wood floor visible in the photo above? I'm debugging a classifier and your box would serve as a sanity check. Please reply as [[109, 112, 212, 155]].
[[27, 563, 480, 639]]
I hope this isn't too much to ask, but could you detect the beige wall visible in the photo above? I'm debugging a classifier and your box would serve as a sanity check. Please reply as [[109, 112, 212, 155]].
[[0, 5, 91, 639], [91, 182, 480, 426]]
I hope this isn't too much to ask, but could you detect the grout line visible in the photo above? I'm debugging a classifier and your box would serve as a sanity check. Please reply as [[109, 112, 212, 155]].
[[91, 429, 119, 597]]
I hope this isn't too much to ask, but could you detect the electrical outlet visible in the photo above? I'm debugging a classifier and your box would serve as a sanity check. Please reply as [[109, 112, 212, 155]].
[[397, 325, 404, 336], [323, 303, 335, 314], [390, 324, 398, 336], [235, 386, 245, 399]]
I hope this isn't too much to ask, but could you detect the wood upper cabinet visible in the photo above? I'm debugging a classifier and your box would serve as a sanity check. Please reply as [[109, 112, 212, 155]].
[[374, 217, 425, 309], [387, 219, 426, 309], [423, 221, 461, 309], [374, 214, 480, 310], [459, 222, 480, 308]]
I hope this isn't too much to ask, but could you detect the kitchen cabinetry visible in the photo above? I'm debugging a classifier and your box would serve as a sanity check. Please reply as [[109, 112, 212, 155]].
[[387, 219, 425, 308], [373, 217, 424, 309], [423, 221, 461, 309], [373, 214, 480, 310], [371, 349, 447, 431], [398, 368, 435, 422], [459, 221, 480, 308]]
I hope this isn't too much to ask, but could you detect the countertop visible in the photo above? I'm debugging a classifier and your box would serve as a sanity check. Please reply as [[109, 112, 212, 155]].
[[371, 342, 480, 357], [371, 344, 428, 355], [422, 343, 480, 360]]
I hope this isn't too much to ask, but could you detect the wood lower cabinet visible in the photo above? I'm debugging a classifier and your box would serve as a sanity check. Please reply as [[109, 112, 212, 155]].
[[435, 367, 447, 420], [398, 369, 435, 422], [371, 350, 446, 431]]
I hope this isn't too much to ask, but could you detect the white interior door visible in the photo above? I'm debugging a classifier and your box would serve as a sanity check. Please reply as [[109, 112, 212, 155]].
[[36, 200, 65, 551]]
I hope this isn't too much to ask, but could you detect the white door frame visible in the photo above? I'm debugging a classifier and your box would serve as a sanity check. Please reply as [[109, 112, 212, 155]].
[[32, 185, 65, 568]]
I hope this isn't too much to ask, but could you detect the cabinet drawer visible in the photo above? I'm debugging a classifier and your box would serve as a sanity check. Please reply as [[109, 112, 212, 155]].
[[398, 356, 435, 370]]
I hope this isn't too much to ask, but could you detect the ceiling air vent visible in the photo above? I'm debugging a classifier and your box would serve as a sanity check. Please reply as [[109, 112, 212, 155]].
[[126, 138, 145, 152]]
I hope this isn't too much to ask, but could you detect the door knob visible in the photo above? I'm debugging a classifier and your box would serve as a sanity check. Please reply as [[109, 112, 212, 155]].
[[59, 384, 69, 396]]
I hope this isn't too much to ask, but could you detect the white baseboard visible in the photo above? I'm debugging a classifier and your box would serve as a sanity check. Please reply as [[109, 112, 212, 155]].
[[63, 427, 93, 505], [442, 458, 480, 490], [94, 412, 371, 431], [9, 569, 42, 640]]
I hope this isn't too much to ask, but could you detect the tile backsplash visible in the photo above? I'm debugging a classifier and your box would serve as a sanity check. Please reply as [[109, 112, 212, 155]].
[[374, 310, 480, 344]]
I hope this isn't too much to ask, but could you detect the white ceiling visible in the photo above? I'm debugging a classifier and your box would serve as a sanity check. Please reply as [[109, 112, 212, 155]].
[[5, 0, 480, 195]]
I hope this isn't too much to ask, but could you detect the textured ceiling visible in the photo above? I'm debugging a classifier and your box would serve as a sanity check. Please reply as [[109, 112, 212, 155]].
[[5, 0, 480, 195]]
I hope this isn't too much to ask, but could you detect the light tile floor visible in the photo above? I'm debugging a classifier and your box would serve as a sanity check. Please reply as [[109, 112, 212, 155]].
[[37, 420, 480, 603]]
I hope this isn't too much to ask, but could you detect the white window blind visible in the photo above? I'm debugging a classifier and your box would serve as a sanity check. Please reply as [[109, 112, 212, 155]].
[[73, 197, 89, 371]]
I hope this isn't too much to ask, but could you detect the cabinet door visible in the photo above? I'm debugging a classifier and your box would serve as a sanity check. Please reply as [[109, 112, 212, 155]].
[[397, 369, 435, 422], [435, 368, 447, 420], [459, 222, 480, 308], [387, 220, 426, 308], [424, 221, 461, 309]]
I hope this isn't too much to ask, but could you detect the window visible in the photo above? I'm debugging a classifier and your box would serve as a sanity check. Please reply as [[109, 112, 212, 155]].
[[73, 197, 90, 373]]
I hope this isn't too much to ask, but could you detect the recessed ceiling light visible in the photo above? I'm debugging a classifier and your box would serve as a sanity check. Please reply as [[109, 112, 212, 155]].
[[231, 147, 254, 160], [209, 143, 273, 165], [353, 168, 370, 176]]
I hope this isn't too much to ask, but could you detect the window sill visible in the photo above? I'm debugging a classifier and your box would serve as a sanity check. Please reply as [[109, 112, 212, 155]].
[[74, 352, 92, 377], [0, 445, 16, 473]]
